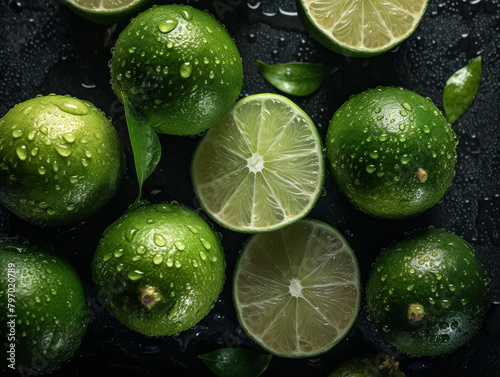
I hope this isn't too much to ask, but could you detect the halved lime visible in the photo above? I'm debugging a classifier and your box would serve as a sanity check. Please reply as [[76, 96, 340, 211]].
[[191, 94, 325, 233], [233, 219, 360, 357], [63, 0, 150, 25], [296, 0, 429, 57]]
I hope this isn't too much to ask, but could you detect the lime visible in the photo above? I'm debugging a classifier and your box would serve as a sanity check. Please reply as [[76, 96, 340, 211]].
[[92, 202, 226, 336], [110, 4, 243, 135], [63, 0, 152, 25], [328, 354, 405, 377], [366, 228, 490, 356], [296, 0, 429, 57], [0, 94, 124, 227], [192, 93, 325, 233], [0, 240, 89, 375], [326, 86, 457, 219], [233, 219, 360, 357]]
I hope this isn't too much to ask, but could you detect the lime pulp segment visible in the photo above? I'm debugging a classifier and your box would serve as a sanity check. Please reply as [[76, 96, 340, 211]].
[[302, 0, 429, 54], [234, 219, 360, 357], [192, 94, 325, 233], [66, 0, 142, 11]]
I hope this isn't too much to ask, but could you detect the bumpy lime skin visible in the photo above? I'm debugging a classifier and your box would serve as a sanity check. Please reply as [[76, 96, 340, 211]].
[[92, 203, 226, 336], [110, 5, 244, 135], [0, 241, 89, 375], [366, 229, 490, 356], [0, 95, 124, 227], [326, 87, 457, 219]]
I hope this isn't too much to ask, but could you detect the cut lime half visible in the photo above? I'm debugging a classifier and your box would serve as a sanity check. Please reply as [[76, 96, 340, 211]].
[[233, 219, 360, 357], [191, 93, 325, 233], [297, 0, 430, 57], [64, 0, 150, 24]]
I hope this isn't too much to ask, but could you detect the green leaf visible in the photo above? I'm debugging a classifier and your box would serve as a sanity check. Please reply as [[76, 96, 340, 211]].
[[257, 60, 338, 96], [199, 348, 272, 377], [124, 98, 162, 207], [443, 55, 482, 124]]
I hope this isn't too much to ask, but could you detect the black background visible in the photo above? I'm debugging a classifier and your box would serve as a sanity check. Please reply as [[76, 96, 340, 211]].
[[0, 0, 499, 376]]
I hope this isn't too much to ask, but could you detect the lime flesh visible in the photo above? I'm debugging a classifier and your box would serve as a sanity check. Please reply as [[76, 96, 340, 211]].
[[233, 219, 360, 357], [297, 0, 429, 57], [192, 93, 325, 233]]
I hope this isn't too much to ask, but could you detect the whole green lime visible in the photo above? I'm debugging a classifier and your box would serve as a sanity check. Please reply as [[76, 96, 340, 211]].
[[0, 240, 89, 375], [0, 94, 124, 227], [110, 4, 243, 135], [92, 202, 226, 336], [366, 228, 490, 356], [326, 86, 457, 219]]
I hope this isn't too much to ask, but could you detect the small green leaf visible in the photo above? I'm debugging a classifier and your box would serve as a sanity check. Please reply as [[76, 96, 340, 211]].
[[443, 55, 482, 124], [257, 60, 338, 96], [124, 98, 162, 207], [199, 348, 272, 377]]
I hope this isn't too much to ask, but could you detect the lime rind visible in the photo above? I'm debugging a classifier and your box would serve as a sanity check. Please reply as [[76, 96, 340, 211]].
[[233, 219, 361, 358], [192, 93, 325, 234], [297, 0, 430, 57]]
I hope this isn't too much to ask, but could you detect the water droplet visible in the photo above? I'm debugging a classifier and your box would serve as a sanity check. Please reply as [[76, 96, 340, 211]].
[[381, 274, 387, 281], [369, 151, 379, 159], [103, 254, 112, 261], [374, 107, 381, 113], [136, 246, 146, 254], [69, 176, 78, 184], [126, 228, 138, 242], [53, 144, 72, 157], [200, 251, 207, 260], [166, 259, 173, 267], [40, 126, 48, 135], [209, 71, 215, 79], [407, 285, 414, 291], [200, 238, 211, 250], [12, 129, 22, 138], [116, 264, 124, 272], [206, 27, 213, 33], [163, 67, 169, 74], [63, 133, 76, 143], [156, 204, 172, 213], [114, 249, 124, 258], [127, 270, 143, 281], [366, 164, 376, 174], [34, 297, 41, 303], [180, 62, 193, 78], [187, 225, 198, 234], [447, 284, 456, 292], [378, 134, 388, 142], [402, 103, 412, 111], [157, 19, 178, 33], [441, 299, 451, 308], [461, 298, 470, 306], [38, 166, 46, 175], [16, 145, 28, 160], [53, 98, 89, 115], [423, 124, 430, 133], [154, 233, 167, 247], [400, 155, 410, 164], [174, 260, 181, 268], [436, 273, 442, 280], [175, 241, 185, 251], [181, 10, 192, 20], [400, 110, 408, 117], [153, 255, 164, 265], [128, 47, 137, 54]]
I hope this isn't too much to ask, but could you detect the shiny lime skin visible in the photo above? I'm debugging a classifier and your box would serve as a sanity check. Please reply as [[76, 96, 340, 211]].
[[110, 4, 243, 135], [92, 203, 226, 336], [326, 87, 457, 219], [0, 95, 124, 227], [366, 228, 490, 356], [0, 241, 89, 375]]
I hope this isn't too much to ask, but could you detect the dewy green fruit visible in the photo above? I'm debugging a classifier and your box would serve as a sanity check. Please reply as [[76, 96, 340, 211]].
[[366, 228, 490, 356], [326, 86, 457, 219], [0, 240, 89, 375], [0, 94, 124, 227], [110, 4, 243, 135], [92, 202, 226, 336]]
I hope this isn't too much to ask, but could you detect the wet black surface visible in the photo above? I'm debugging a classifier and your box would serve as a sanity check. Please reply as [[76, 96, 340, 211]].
[[0, 0, 499, 376]]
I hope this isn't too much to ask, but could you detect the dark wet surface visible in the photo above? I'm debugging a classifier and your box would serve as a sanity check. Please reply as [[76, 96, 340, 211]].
[[0, 0, 499, 376]]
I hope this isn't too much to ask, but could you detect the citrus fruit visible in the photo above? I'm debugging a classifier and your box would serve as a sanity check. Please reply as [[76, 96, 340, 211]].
[[365, 228, 490, 356], [0, 94, 124, 227], [296, 0, 429, 57], [328, 354, 405, 377], [0, 240, 89, 375], [326, 86, 457, 219], [233, 219, 360, 357], [92, 202, 226, 336], [63, 0, 152, 25], [191, 93, 325, 233], [110, 4, 243, 135]]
